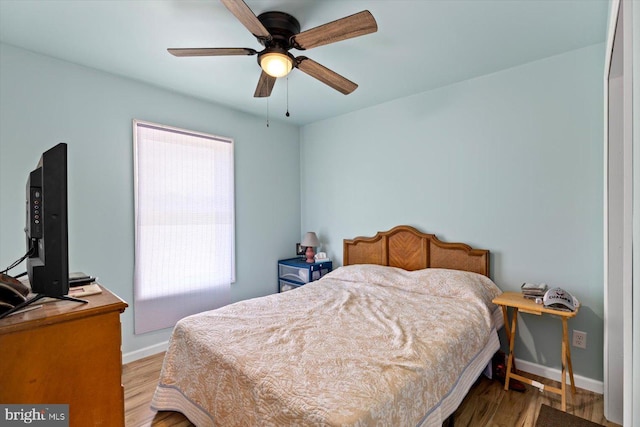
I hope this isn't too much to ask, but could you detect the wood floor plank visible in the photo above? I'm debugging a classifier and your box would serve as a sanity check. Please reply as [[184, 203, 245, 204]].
[[453, 377, 502, 426], [123, 352, 622, 427]]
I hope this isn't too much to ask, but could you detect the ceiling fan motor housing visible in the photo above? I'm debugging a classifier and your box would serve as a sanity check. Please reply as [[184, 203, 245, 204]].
[[257, 11, 301, 49]]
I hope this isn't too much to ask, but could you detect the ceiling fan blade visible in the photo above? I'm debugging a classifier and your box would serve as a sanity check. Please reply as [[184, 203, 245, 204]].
[[168, 48, 257, 57], [295, 56, 357, 95], [220, 0, 271, 40], [291, 10, 377, 50], [254, 71, 276, 97]]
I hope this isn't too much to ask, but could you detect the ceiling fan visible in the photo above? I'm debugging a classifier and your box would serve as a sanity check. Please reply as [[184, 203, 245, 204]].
[[168, 0, 378, 98]]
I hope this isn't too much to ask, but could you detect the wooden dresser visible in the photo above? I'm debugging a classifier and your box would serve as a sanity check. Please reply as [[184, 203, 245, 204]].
[[0, 285, 128, 427]]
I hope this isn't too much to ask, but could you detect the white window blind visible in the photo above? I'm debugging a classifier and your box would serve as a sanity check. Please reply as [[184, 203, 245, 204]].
[[133, 120, 234, 334]]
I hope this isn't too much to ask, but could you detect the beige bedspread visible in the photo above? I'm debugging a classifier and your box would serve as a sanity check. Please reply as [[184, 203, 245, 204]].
[[152, 265, 502, 426]]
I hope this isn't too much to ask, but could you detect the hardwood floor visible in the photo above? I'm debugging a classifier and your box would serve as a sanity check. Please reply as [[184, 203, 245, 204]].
[[123, 352, 622, 427]]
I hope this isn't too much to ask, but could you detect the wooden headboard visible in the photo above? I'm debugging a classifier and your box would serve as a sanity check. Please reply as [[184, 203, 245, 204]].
[[343, 225, 490, 277]]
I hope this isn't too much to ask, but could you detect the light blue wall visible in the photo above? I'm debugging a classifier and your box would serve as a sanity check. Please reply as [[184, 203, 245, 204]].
[[0, 40, 607, 383], [300, 44, 605, 381], [0, 43, 301, 355]]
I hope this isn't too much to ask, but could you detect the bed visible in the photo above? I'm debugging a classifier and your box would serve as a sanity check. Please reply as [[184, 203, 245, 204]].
[[151, 225, 503, 426]]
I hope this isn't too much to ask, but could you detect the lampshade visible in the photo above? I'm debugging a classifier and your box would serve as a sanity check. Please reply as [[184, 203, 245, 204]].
[[260, 51, 293, 78], [301, 232, 320, 247]]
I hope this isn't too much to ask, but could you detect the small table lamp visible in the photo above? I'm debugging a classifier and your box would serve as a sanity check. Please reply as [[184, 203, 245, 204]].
[[301, 232, 320, 263]]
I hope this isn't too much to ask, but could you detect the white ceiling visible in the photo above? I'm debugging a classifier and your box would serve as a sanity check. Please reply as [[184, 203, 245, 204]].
[[0, 0, 608, 125]]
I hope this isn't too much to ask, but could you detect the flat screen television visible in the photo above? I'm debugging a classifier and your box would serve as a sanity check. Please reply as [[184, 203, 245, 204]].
[[0, 143, 86, 319], [25, 142, 69, 296]]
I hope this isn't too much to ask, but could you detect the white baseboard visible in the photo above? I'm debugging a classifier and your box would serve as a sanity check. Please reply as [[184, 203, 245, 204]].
[[515, 357, 603, 394], [122, 341, 169, 365]]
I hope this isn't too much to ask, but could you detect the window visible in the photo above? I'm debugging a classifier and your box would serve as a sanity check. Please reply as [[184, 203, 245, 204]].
[[133, 120, 234, 334]]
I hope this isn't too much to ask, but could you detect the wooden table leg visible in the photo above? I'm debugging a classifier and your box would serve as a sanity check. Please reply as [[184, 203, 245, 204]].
[[560, 317, 578, 411], [504, 307, 518, 391], [563, 318, 576, 393], [561, 331, 567, 410], [501, 305, 511, 342]]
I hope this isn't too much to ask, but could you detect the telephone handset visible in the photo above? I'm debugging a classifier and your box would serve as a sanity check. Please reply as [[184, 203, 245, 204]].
[[0, 274, 30, 315]]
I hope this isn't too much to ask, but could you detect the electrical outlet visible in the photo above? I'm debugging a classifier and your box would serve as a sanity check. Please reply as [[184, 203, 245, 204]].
[[572, 330, 587, 349]]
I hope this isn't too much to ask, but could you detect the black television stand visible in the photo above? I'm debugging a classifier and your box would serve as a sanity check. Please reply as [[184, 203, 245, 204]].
[[0, 293, 88, 319]]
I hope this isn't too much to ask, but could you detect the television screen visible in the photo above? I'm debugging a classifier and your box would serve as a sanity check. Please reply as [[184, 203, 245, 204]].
[[25, 142, 69, 297]]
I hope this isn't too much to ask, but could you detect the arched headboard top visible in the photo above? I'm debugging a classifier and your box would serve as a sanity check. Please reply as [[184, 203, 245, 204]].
[[343, 225, 490, 277]]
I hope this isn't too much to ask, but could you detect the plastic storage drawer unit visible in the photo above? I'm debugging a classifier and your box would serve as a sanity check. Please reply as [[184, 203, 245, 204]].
[[278, 258, 332, 292]]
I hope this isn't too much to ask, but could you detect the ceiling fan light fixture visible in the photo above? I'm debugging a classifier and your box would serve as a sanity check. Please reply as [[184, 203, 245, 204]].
[[260, 51, 293, 78]]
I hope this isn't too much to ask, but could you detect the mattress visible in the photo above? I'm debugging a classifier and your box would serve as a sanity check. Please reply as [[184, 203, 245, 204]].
[[152, 265, 503, 426]]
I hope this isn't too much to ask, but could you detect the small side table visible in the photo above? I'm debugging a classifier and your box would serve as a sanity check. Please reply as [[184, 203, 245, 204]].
[[492, 291, 579, 411]]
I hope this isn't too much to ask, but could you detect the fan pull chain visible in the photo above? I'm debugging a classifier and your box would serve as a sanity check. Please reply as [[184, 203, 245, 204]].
[[285, 77, 290, 118], [266, 97, 270, 127]]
